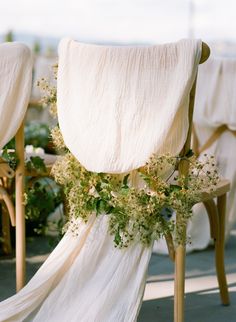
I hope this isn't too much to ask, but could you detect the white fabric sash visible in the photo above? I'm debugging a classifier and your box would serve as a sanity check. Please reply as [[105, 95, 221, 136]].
[[195, 57, 236, 132], [0, 42, 32, 150], [57, 38, 201, 173], [193, 57, 236, 244]]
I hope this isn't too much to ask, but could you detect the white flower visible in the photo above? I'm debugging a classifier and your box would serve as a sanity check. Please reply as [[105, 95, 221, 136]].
[[35, 147, 45, 155], [111, 191, 118, 198], [88, 186, 99, 197], [25, 145, 34, 153]]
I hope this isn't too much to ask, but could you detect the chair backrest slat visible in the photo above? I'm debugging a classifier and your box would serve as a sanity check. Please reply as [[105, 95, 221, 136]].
[[179, 42, 210, 177]]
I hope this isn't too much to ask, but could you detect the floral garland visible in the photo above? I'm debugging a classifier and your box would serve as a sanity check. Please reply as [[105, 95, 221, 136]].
[[51, 127, 219, 248], [39, 77, 220, 249]]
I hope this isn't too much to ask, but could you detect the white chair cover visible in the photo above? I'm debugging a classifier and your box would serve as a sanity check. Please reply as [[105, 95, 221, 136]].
[[154, 57, 236, 254], [188, 57, 236, 250], [0, 42, 32, 150], [57, 38, 201, 173]]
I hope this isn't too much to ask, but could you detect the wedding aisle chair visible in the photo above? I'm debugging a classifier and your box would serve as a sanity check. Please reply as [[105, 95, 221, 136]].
[[0, 42, 32, 292], [190, 57, 236, 251], [56, 39, 230, 322]]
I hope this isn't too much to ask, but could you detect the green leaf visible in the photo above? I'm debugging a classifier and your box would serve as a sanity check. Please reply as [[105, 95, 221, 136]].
[[26, 156, 47, 173], [95, 199, 108, 214], [104, 205, 114, 214], [114, 231, 121, 246], [139, 172, 151, 185], [1, 147, 18, 170], [169, 184, 181, 192]]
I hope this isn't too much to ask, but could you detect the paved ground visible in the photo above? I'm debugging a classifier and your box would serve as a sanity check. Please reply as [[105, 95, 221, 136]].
[[0, 229, 235, 322], [138, 229, 236, 322]]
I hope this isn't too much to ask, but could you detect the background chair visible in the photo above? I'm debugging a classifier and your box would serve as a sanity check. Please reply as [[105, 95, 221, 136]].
[[163, 44, 231, 322], [189, 57, 236, 251], [0, 42, 32, 292]]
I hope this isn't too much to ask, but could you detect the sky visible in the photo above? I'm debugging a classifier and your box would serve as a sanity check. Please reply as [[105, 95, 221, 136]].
[[0, 0, 236, 44]]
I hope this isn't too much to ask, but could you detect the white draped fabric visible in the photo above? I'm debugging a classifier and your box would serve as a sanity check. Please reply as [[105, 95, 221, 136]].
[[0, 38, 201, 322], [154, 57, 236, 254], [188, 57, 236, 250], [57, 38, 201, 173], [0, 42, 32, 150], [0, 216, 152, 322]]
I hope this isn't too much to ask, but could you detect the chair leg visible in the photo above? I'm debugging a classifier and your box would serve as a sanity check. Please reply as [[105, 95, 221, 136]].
[[203, 199, 219, 240], [165, 232, 175, 262], [15, 123, 26, 292], [1, 204, 12, 255], [215, 194, 230, 305], [174, 244, 186, 322]]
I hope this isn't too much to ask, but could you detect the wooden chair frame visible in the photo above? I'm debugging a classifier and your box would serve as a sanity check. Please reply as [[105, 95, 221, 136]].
[[15, 123, 26, 292], [0, 120, 57, 292], [165, 42, 230, 322], [0, 122, 25, 292]]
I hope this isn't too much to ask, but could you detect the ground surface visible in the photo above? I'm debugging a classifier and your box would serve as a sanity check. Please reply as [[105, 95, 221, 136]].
[[0, 229, 235, 322]]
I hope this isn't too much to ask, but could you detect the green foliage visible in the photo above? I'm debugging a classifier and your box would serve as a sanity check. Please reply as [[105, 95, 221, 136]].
[[26, 156, 47, 174], [38, 68, 220, 248], [52, 146, 219, 248], [2, 122, 51, 153], [1, 147, 18, 170], [1, 137, 62, 237], [33, 41, 41, 54], [25, 122, 50, 150], [4, 30, 14, 42], [24, 178, 63, 235]]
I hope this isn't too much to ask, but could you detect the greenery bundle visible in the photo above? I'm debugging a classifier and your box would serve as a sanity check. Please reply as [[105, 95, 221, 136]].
[[38, 77, 220, 249]]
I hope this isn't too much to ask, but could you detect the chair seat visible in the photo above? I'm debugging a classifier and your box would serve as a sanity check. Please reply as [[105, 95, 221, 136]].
[[199, 179, 230, 202]]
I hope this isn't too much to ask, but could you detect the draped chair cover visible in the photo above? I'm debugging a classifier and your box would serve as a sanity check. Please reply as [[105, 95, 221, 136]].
[[0, 42, 32, 150], [57, 38, 201, 173], [188, 57, 236, 250], [154, 57, 236, 253]]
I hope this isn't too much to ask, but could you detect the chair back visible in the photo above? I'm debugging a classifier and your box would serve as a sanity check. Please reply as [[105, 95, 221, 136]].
[[57, 39, 208, 174], [193, 57, 236, 155], [0, 42, 32, 150], [0, 42, 32, 291]]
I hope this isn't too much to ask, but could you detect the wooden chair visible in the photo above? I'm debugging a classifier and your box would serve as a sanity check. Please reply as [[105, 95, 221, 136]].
[[0, 42, 58, 292], [164, 43, 230, 322], [0, 43, 33, 292], [0, 133, 57, 292]]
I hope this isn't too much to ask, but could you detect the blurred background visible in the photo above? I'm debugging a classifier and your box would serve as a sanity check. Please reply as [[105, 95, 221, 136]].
[[1, 0, 236, 55]]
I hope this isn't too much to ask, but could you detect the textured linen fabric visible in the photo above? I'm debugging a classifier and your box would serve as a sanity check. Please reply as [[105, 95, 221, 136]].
[[0, 42, 32, 150], [0, 38, 202, 322], [188, 57, 236, 250], [57, 38, 202, 173], [0, 215, 152, 322]]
